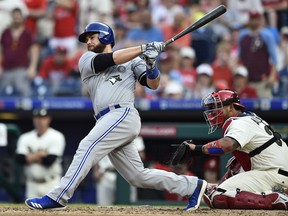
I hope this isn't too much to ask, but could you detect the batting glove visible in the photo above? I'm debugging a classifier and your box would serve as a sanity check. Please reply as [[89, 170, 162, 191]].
[[141, 41, 165, 53], [142, 49, 158, 69]]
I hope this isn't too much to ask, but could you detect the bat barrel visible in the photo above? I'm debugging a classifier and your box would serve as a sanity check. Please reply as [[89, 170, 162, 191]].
[[164, 5, 226, 47]]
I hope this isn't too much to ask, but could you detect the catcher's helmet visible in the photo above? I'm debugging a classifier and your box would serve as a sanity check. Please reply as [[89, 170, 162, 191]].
[[78, 22, 115, 47], [201, 89, 245, 134]]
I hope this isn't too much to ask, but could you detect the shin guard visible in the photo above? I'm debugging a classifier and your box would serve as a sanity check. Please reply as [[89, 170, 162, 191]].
[[212, 191, 288, 210]]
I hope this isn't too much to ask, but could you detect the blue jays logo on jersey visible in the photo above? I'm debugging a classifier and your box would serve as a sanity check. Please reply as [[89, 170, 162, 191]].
[[108, 75, 122, 85]]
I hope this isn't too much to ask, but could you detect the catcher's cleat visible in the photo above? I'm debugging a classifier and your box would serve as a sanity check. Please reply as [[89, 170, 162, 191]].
[[25, 195, 66, 210], [184, 179, 208, 211]]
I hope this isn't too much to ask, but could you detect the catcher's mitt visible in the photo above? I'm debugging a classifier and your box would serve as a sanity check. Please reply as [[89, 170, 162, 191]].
[[170, 140, 193, 166]]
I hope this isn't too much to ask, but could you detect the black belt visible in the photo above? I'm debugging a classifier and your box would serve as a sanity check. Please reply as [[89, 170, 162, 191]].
[[278, 169, 288, 177], [94, 104, 121, 120]]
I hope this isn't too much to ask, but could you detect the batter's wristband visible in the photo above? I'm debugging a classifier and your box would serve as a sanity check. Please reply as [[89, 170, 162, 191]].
[[193, 145, 204, 155], [147, 67, 160, 80]]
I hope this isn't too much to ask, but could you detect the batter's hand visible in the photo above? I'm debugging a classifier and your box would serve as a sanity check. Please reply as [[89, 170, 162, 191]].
[[141, 42, 165, 53], [170, 140, 193, 166], [142, 49, 158, 69]]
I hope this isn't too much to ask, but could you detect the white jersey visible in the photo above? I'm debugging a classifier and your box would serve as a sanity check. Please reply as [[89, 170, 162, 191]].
[[78, 51, 146, 114], [223, 113, 288, 171], [16, 128, 66, 182]]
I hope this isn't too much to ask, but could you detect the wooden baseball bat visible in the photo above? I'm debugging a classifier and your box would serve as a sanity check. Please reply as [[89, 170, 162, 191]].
[[164, 5, 227, 47]]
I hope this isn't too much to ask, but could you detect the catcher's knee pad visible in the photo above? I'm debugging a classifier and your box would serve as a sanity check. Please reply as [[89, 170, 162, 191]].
[[212, 190, 288, 210]]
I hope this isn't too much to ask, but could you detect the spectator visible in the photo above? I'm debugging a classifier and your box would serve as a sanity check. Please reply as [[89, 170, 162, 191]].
[[163, 81, 185, 99], [262, 0, 288, 31], [112, 19, 130, 50], [212, 41, 234, 89], [0, 7, 39, 96], [238, 11, 278, 98], [78, 0, 113, 33], [23, 0, 47, 38], [222, 24, 242, 69], [199, 0, 230, 40], [0, 0, 28, 36], [151, 0, 184, 27], [277, 66, 288, 98], [277, 26, 288, 72], [125, 9, 164, 46], [226, 0, 264, 28], [232, 65, 258, 98], [124, 2, 141, 29], [38, 45, 80, 96], [161, 10, 191, 49], [15, 108, 66, 198], [275, 27, 288, 97], [190, 63, 215, 99], [178, 46, 197, 96], [191, 21, 218, 66], [48, 0, 78, 55], [187, 1, 205, 24]]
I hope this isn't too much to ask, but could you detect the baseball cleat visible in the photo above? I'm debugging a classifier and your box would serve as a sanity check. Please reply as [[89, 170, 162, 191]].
[[184, 179, 208, 211], [25, 195, 66, 210]]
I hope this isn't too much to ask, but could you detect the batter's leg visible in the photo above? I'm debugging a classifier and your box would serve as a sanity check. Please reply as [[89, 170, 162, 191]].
[[109, 142, 206, 210]]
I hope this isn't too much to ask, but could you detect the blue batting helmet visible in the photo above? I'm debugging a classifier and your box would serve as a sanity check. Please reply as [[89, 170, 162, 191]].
[[78, 22, 115, 47]]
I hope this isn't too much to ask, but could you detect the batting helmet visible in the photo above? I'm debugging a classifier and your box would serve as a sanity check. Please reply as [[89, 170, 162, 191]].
[[78, 22, 115, 47], [201, 89, 245, 134]]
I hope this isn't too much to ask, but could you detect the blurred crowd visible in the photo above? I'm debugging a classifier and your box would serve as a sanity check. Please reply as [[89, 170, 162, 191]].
[[0, 0, 288, 99]]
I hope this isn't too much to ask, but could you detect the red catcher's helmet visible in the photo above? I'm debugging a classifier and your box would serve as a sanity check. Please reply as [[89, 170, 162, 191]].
[[201, 89, 245, 134]]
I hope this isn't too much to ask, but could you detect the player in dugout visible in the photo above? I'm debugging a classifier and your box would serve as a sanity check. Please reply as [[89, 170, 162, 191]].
[[171, 89, 288, 210]]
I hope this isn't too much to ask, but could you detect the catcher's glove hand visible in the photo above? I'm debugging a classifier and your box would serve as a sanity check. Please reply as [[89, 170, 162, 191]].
[[170, 140, 193, 166]]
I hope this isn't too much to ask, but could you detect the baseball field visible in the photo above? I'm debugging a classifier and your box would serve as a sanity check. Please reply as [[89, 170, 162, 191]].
[[0, 204, 286, 216]]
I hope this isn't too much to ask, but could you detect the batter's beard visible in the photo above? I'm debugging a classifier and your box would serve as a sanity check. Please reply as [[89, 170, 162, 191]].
[[88, 43, 106, 53]]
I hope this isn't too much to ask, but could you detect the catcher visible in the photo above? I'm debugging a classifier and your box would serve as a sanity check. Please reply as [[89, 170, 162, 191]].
[[171, 89, 288, 210]]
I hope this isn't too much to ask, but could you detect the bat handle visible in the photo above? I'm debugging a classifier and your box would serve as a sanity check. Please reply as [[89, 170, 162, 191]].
[[164, 38, 175, 47]]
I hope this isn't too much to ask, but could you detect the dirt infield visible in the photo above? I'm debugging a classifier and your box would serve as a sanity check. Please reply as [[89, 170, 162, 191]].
[[0, 205, 286, 216]]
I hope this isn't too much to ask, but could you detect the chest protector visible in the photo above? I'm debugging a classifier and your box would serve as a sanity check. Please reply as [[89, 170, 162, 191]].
[[222, 112, 282, 171]]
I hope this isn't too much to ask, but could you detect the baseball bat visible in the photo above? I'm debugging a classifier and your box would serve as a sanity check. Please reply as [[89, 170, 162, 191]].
[[164, 5, 227, 47]]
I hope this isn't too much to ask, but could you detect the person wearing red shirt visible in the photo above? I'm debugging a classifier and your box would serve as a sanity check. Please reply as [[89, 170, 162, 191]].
[[212, 41, 234, 89], [48, 0, 78, 54], [24, 0, 47, 37], [232, 65, 258, 98], [161, 10, 192, 49], [0, 7, 39, 96], [38, 46, 74, 96]]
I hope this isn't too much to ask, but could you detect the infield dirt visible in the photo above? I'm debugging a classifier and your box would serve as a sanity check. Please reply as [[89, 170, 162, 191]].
[[0, 205, 286, 216]]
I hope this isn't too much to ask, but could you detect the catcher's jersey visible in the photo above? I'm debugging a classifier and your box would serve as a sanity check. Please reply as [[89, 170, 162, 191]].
[[78, 51, 146, 114], [16, 128, 66, 181], [223, 113, 288, 171]]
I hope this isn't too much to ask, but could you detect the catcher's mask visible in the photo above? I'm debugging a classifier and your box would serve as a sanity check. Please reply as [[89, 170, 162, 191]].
[[78, 22, 115, 47], [201, 89, 245, 134]]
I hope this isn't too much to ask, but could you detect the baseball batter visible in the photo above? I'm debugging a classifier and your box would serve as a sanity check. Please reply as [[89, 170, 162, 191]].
[[171, 89, 288, 210], [25, 22, 207, 211], [16, 108, 66, 198]]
